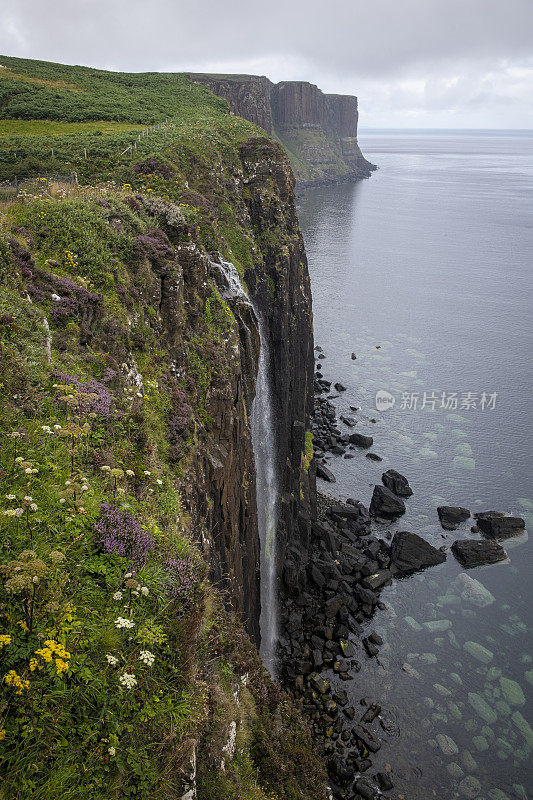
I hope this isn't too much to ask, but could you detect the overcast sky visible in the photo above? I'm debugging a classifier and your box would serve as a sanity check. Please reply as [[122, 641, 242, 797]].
[[2, 0, 533, 128]]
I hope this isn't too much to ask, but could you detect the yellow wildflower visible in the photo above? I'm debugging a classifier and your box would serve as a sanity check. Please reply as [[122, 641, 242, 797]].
[[17, 621, 29, 632], [0, 729, 5, 741], [0, 635, 11, 648]]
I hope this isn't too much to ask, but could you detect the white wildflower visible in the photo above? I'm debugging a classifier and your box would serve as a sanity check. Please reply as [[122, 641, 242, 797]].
[[54, 424, 62, 430], [112, 591, 123, 601], [108, 746, 116, 756], [139, 650, 155, 667], [119, 673, 137, 689], [59, 498, 66, 504], [81, 484, 89, 491], [143, 470, 151, 476], [114, 617, 135, 630], [29, 503, 38, 512], [24, 495, 33, 502], [106, 654, 119, 666], [124, 572, 133, 579], [156, 479, 162, 486], [25, 468, 32, 474], [140, 586, 149, 597], [126, 470, 135, 477], [5, 494, 16, 500], [15, 457, 23, 463]]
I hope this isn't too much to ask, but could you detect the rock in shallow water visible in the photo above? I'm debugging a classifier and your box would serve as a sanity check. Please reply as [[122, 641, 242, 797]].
[[370, 485, 405, 518], [390, 530, 446, 572], [451, 539, 507, 568], [316, 463, 336, 482], [457, 573, 495, 607], [474, 511, 525, 540], [438, 505, 471, 530], [382, 468, 413, 497]]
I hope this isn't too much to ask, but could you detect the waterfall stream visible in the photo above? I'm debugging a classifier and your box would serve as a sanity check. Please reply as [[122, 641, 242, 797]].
[[213, 259, 279, 674]]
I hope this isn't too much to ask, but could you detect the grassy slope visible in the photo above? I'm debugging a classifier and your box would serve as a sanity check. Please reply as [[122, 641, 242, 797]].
[[0, 56, 327, 800]]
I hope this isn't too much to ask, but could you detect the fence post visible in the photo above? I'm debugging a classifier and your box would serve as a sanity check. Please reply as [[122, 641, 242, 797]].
[[84, 148, 87, 160], [51, 147, 54, 157]]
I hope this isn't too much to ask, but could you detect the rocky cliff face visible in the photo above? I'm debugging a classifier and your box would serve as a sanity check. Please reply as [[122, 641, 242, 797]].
[[190, 74, 375, 185], [176, 136, 315, 642]]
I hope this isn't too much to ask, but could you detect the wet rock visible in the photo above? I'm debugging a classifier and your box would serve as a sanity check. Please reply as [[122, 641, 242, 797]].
[[382, 469, 413, 497], [468, 692, 497, 724], [349, 432, 374, 448], [451, 539, 507, 568], [423, 619, 452, 632], [353, 723, 382, 752], [437, 506, 471, 530], [463, 641, 494, 664], [351, 353, 357, 360], [376, 771, 393, 791], [365, 453, 383, 461], [456, 573, 496, 607], [370, 486, 405, 519], [436, 733, 459, 755], [334, 382, 346, 392], [390, 530, 446, 572], [316, 464, 336, 482], [458, 775, 481, 798], [404, 615, 422, 631], [340, 415, 357, 427], [474, 512, 525, 540], [511, 710, 533, 746], [361, 570, 392, 590], [353, 776, 377, 799]]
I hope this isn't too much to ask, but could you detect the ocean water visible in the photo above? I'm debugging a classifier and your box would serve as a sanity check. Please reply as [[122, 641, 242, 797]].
[[297, 130, 533, 800]]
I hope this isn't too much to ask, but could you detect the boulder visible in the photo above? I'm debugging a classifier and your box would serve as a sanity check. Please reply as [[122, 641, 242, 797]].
[[334, 382, 347, 392], [390, 530, 446, 573], [474, 512, 525, 540], [451, 538, 507, 568], [316, 464, 336, 483], [382, 469, 413, 497], [369, 485, 405, 518], [437, 506, 471, 530], [349, 432, 374, 448], [365, 452, 383, 461]]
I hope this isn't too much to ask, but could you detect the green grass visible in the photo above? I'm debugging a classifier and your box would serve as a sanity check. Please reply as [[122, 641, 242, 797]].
[[0, 120, 146, 138]]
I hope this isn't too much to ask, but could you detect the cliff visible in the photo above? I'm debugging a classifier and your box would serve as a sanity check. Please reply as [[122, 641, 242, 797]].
[[190, 74, 376, 185], [0, 55, 324, 800]]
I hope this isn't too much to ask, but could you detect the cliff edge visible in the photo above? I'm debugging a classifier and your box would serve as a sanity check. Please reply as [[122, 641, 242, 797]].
[[189, 73, 376, 185]]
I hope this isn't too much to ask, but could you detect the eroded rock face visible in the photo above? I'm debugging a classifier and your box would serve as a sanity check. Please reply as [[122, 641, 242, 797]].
[[189, 74, 376, 184]]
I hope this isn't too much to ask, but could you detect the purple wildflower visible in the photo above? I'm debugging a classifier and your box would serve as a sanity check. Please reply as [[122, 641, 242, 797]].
[[94, 504, 155, 567]]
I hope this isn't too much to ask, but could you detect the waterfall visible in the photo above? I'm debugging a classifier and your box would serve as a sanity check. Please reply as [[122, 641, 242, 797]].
[[212, 259, 279, 673]]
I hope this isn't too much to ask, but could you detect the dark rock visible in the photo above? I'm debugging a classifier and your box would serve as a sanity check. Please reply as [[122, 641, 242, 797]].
[[363, 638, 379, 657], [349, 432, 374, 448], [437, 505, 471, 530], [316, 463, 336, 482], [361, 703, 381, 724], [333, 689, 349, 707], [334, 382, 347, 392], [474, 511, 526, 540], [360, 570, 391, 590], [382, 469, 413, 497], [354, 776, 377, 799], [376, 771, 394, 791], [340, 415, 357, 427], [369, 485, 405, 518], [353, 724, 382, 752], [351, 353, 357, 360], [451, 538, 507, 568], [390, 530, 446, 573], [365, 453, 383, 462]]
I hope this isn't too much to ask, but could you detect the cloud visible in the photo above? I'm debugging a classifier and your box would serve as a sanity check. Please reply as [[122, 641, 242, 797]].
[[1, 0, 532, 127]]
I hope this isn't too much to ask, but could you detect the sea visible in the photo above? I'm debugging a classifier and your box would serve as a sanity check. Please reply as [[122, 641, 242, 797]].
[[297, 129, 533, 800]]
